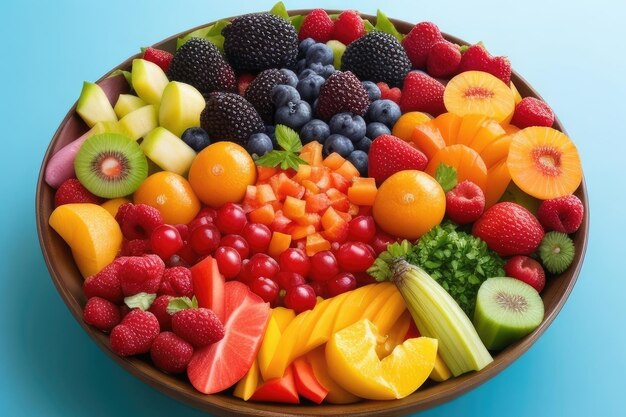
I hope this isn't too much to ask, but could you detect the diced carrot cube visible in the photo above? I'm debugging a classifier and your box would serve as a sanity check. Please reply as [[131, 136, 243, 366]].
[[314, 171, 331, 192], [256, 183, 277, 205], [249, 203, 275, 226], [294, 164, 312, 182], [291, 224, 316, 240], [321, 207, 346, 231], [305, 193, 332, 214], [330, 172, 350, 194], [335, 160, 360, 180], [283, 196, 306, 220], [301, 179, 320, 194], [268, 232, 292, 258], [242, 185, 259, 213], [271, 210, 292, 233], [347, 177, 378, 206], [300, 142, 323, 166], [305, 233, 331, 256], [322, 152, 346, 170], [257, 166, 278, 182], [309, 166, 326, 182], [348, 203, 360, 216], [326, 188, 350, 212], [270, 172, 305, 201], [322, 221, 349, 243], [295, 212, 322, 228], [336, 211, 352, 223]]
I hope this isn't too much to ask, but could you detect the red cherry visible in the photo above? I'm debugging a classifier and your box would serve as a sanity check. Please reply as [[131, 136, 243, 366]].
[[215, 203, 247, 234], [150, 224, 183, 260], [214, 246, 242, 280]]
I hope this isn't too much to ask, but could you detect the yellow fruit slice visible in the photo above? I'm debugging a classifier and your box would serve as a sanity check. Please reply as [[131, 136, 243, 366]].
[[370, 287, 406, 336], [429, 354, 453, 382], [469, 119, 507, 155], [433, 112, 463, 145], [233, 359, 260, 401], [307, 346, 361, 404], [100, 197, 130, 217], [456, 114, 488, 146], [271, 307, 296, 333]]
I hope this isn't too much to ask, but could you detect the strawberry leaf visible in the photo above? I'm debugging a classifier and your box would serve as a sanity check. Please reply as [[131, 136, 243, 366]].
[[275, 124, 302, 153], [290, 15, 304, 31], [435, 163, 458, 192], [269, 2, 289, 20], [374, 10, 403, 42], [124, 292, 156, 311], [166, 296, 195, 315], [364, 19, 375, 33]]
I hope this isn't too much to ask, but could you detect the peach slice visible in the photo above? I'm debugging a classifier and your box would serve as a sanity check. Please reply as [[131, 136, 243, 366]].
[[410, 120, 446, 160], [469, 119, 507, 155], [485, 158, 512, 208], [456, 114, 488, 146], [391, 111, 432, 142], [433, 112, 462, 145], [480, 134, 513, 169], [507, 127, 583, 199], [444, 71, 515, 123], [426, 144, 488, 193], [49, 203, 122, 277]]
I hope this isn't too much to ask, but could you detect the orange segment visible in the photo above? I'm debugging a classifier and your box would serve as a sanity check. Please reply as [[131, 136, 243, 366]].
[[485, 158, 511, 208], [410, 120, 446, 160], [444, 71, 516, 123], [507, 127, 582, 200], [469, 119, 507, 155], [134, 171, 200, 224], [391, 111, 431, 142], [426, 145, 488, 193], [456, 114, 488, 146], [433, 112, 462, 145]]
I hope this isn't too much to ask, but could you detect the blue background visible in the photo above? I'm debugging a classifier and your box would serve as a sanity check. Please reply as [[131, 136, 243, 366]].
[[1, 0, 623, 415]]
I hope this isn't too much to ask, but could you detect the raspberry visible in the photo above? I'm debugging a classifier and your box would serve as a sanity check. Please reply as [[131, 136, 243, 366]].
[[150, 331, 194, 374], [120, 239, 151, 256], [537, 195, 584, 234], [148, 295, 173, 331], [115, 203, 164, 240], [426, 41, 461, 78], [171, 308, 225, 348], [158, 267, 194, 298], [54, 178, 103, 207], [299, 9, 334, 43], [331, 10, 365, 45], [445, 180, 486, 225], [402, 21, 444, 69], [119, 254, 165, 297], [83, 258, 127, 303], [110, 309, 160, 356], [511, 97, 555, 129], [83, 297, 121, 332], [376, 82, 401, 104], [143, 47, 173, 73]]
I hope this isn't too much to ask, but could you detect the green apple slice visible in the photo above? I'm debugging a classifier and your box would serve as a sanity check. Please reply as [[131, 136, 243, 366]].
[[141, 127, 196, 175], [131, 59, 169, 105], [76, 81, 118, 127], [159, 81, 206, 137], [118, 105, 158, 140], [114, 94, 147, 119]]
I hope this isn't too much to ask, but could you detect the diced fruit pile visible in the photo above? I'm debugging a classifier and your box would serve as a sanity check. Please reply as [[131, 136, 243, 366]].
[[45, 2, 585, 405]]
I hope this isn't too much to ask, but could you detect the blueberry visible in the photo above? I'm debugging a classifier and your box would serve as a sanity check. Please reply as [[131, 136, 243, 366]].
[[354, 136, 372, 153], [362, 81, 381, 102], [279, 68, 298, 88], [323, 134, 354, 157], [296, 58, 307, 74], [366, 99, 402, 127], [181, 127, 210, 152], [308, 62, 335, 79], [305, 43, 334, 66], [298, 68, 317, 80], [246, 133, 274, 157], [347, 150, 368, 177], [264, 125, 277, 147], [300, 119, 331, 144], [275, 100, 313, 130], [298, 38, 316, 59], [297, 74, 325, 103], [329, 113, 366, 142], [366, 122, 391, 140], [271, 84, 301, 107]]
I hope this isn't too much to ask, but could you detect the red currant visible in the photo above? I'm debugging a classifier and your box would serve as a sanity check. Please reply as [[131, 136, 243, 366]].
[[284, 284, 317, 313], [177, 242, 198, 265], [250, 277, 279, 303], [370, 231, 397, 255], [308, 280, 327, 298], [150, 224, 184, 260], [214, 246, 242, 280], [188, 215, 213, 232], [219, 234, 250, 260], [195, 207, 217, 222], [215, 203, 247, 234], [279, 248, 311, 277], [174, 223, 190, 241], [237, 259, 252, 284], [189, 224, 221, 255], [248, 253, 280, 280], [275, 271, 306, 290], [327, 272, 357, 297], [309, 250, 339, 282], [336, 242, 375, 272], [241, 223, 272, 254], [348, 216, 376, 243]]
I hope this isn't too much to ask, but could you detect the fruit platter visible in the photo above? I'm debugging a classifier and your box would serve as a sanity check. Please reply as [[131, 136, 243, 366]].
[[36, 4, 588, 416]]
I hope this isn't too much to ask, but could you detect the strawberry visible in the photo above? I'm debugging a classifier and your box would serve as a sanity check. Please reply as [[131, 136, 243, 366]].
[[158, 266, 193, 297], [458, 43, 511, 85], [237, 73, 255, 96], [120, 239, 151, 256], [148, 295, 174, 331], [504, 255, 546, 293], [143, 47, 173, 73], [299, 9, 334, 43], [171, 307, 225, 348], [377, 82, 401, 104], [119, 254, 165, 297], [511, 97, 555, 129], [83, 257, 128, 303], [445, 180, 485, 224], [54, 178, 103, 207], [110, 309, 160, 356], [150, 331, 194, 374], [368, 134, 428, 185], [400, 71, 446, 116], [537, 195, 584, 234], [402, 21, 444, 69], [83, 297, 121, 332], [427, 41, 461, 78], [331, 10, 365, 45], [115, 203, 164, 240], [472, 202, 545, 257]]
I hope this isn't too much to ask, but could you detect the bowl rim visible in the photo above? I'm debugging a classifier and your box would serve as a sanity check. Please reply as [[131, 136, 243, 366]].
[[36, 9, 589, 417]]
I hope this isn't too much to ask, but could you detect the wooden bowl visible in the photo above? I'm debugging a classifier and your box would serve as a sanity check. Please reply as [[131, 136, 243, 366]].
[[35, 10, 589, 417]]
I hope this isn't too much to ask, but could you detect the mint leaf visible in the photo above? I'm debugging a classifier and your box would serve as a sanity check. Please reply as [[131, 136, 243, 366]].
[[166, 296, 195, 315], [124, 292, 156, 311], [435, 163, 458, 192], [374, 10, 403, 42], [255, 150, 288, 167], [275, 124, 302, 153], [290, 15, 304, 31], [269, 1, 289, 20]]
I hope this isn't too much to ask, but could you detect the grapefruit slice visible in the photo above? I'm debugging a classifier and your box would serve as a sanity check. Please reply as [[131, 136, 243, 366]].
[[187, 281, 270, 394]]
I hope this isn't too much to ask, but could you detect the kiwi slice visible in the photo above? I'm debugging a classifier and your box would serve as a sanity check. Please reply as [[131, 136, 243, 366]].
[[74, 133, 148, 198], [539, 231, 575, 274], [472, 277, 544, 350]]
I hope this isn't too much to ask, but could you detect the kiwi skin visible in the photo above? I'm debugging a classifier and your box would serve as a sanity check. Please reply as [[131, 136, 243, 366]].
[[74, 133, 148, 198], [539, 231, 575, 275], [473, 277, 544, 351]]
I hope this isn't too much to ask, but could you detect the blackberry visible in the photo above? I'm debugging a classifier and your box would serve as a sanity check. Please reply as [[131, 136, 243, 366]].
[[341, 31, 412, 88], [167, 38, 236, 94], [200, 92, 264, 146], [223, 13, 299, 72], [244, 68, 290, 124], [315, 71, 370, 121]]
